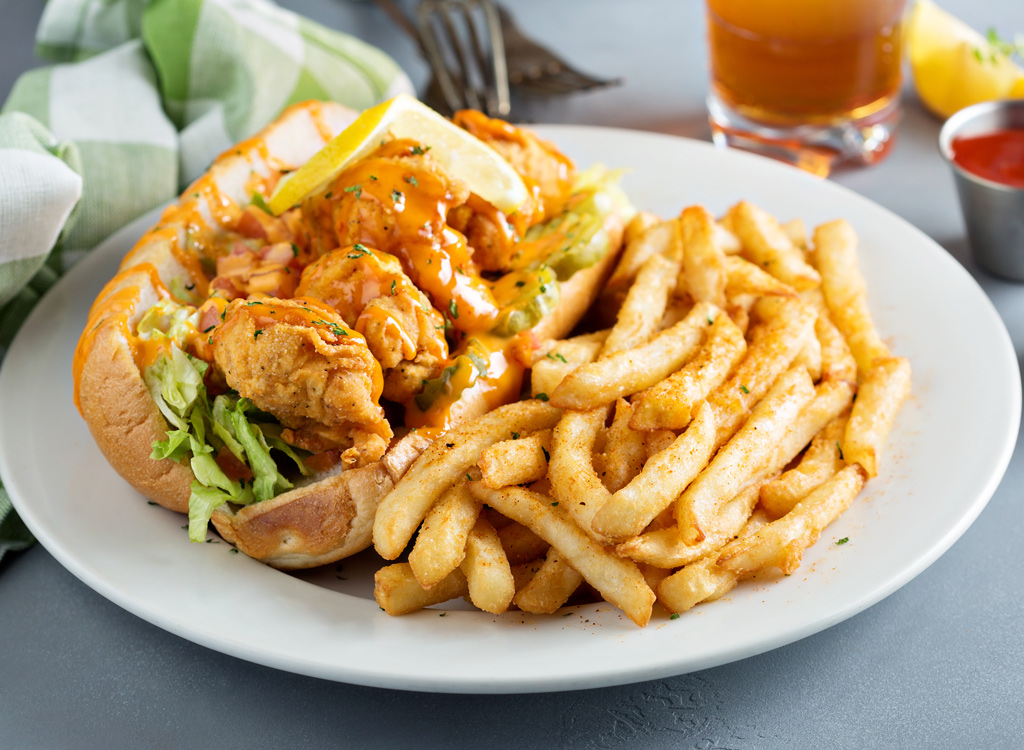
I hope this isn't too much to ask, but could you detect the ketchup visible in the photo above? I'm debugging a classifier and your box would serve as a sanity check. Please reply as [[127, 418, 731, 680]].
[[950, 128, 1024, 189]]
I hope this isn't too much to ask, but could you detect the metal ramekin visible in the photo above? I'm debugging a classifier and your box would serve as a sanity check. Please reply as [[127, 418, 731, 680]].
[[939, 99, 1024, 281]]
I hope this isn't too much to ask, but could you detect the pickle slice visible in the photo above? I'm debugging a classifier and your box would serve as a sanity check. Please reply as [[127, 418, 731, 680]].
[[490, 265, 561, 337], [414, 338, 490, 412]]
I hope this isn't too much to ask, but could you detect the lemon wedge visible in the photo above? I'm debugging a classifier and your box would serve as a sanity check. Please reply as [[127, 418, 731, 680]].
[[907, 0, 1024, 119], [268, 94, 529, 215]]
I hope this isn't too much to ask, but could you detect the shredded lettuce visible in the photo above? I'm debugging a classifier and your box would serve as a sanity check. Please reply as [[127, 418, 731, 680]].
[[146, 345, 308, 543]]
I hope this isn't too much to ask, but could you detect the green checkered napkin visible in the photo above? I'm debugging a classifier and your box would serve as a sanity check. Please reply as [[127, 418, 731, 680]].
[[0, 0, 412, 564]]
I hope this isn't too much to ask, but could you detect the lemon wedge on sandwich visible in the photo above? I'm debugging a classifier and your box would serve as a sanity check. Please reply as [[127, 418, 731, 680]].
[[268, 94, 530, 215], [907, 0, 1024, 119]]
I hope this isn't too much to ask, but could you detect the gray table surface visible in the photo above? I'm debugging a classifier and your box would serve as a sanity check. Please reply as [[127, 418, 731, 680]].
[[2, 1, 1023, 747]]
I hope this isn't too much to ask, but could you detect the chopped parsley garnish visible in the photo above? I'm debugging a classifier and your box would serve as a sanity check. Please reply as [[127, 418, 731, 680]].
[[515, 280, 526, 287], [536, 393, 549, 402], [707, 315, 714, 326], [670, 613, 681, 620], [411, 145, 431, 155], [343, 184, 362, 199], [250, 192, 271, 213], [836, 441, 844, 461], [347, 244, 370, 259], [253, 329, 263, 340], [203, 325, 216, 333], [541, 447, 550, 461], [551, 501, 558, 506], [740, 384, 750, 394], [391, 189, 403, 202], [511, 432, 520, 440], [369, 174, 377, 180], [325, 191, 333, 199], [404, 175, 418, 187], [546, 352, 568, 363], [836, 537, 849, 545], [448, 299, 459, 319], [290, 243, 299, 258], [391, 279, 397, 295]]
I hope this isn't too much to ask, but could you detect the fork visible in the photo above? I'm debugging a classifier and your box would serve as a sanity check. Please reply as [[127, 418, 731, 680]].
[[496, 5, 621, 96], [415, 0, 511, 117], [372, 0, 620, 116]]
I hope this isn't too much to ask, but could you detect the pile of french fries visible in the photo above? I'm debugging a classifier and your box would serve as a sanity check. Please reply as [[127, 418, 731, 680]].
[[371, 201, 911, 627]]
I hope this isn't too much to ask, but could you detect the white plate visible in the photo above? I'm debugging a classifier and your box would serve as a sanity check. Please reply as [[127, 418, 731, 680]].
[[1, 126, 1018, 693]]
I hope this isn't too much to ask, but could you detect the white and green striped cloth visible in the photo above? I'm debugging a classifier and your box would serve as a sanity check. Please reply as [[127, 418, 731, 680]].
[[0, 0, 412, 562]]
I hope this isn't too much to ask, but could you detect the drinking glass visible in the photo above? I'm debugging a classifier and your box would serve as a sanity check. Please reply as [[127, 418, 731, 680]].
[[706, 0, 907, 176]]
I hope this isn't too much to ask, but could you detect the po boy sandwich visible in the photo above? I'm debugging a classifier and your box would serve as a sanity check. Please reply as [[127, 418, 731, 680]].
[[73, 96, 632, 569]]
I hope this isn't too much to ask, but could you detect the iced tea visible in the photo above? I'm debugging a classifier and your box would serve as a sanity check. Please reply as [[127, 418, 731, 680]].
[[706, 0, 907, 171]]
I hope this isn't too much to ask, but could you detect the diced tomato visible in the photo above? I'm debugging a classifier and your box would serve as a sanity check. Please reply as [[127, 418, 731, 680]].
[[236, 209, 268, 240], [215, 447, 254, 482]]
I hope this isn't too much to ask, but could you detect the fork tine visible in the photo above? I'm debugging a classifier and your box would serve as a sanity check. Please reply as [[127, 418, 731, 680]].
[[438, 2, 485, 112], [465, 1, 510, 116], [417, 0, 510, 118], [417, 1, 469, 113]]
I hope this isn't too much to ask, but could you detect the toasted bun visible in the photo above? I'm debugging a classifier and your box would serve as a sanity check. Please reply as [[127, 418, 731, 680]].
[[75, 101, 627, 569]]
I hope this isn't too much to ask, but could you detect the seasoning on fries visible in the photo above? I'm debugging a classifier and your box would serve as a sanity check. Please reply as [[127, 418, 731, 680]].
[[372, 202, 910, 627]]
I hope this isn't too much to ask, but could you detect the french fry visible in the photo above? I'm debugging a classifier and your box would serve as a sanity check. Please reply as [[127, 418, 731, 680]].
[[479, 429, 552, 488], [717, 464, 867, 576], [724, 255, 798, 299], [815, 308, 858, 383], [676, 367, 816, 543], [843, 357, 911, 478], [623, 210, 662, 246], [531, 331, 608, 398], [592, 402, 718, 542], [374, 563, 468, 616], [408, 483, 481, 588], [550, 302, 716, 410], [706, 298, 817, 442], [469, 484, 656, 627], [715, 221, 742, 254], [644, 429, 677, 459], [548, 406, 613, 540], [763, 378, 854, 479], [681, 206, 727, 308], [602, 399, 648, 493], [373, 400, 562, 560], [603, 253, 681, 357], [513, 547, 584, 614], [794, 332, 822, 382], [656, 510, 770, 613], [729, 201, 821, 290], [630, 314, 746, 431], [659, 297, 695, 330], [606, 218, 682, 290], [498, 521, 550, 564], [461, 517, 516, 614], [616, 482, 760, 568], [511, 560, 545, 591], [783, 218, 808, 252], [760, 412, 848, 518], [813, 219, 890, 376]]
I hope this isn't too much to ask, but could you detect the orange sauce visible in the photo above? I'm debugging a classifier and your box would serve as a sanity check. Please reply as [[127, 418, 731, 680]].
[[317, 142, 501, 333], [73, 264, 173, 413], [404, 335, 524, 431]]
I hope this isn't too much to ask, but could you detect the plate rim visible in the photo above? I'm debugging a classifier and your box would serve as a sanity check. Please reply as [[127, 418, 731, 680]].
[[1, 124, 1019, 693]]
